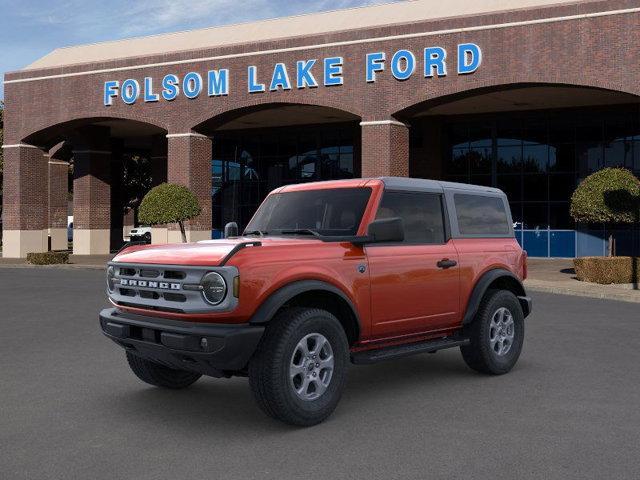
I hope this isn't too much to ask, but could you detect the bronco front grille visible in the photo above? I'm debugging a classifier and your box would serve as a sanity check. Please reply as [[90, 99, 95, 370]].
[[108, 262, 238, 314]]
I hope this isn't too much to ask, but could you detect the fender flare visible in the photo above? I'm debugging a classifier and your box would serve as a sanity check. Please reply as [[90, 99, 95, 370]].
[[462, 269, 530, 325], [249, 280, 362, 332]]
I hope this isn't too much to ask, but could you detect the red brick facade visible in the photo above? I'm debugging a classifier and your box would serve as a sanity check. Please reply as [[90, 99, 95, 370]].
[[2, 0, 640, 255]]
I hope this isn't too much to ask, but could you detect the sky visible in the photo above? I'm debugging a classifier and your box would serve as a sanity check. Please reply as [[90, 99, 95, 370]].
[[0, 0, 402, 100]]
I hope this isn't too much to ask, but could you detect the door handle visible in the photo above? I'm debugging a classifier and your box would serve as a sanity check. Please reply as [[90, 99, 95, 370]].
[[437, 258, 457, 269]]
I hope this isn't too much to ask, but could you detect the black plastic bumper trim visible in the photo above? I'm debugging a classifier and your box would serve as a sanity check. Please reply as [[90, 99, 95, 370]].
[[517, 295, 533, 318], [99, 308, 264, 375]]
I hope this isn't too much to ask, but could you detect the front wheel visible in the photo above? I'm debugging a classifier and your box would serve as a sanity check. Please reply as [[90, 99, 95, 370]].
[[460, 290, 525, 375], [249, 307, 349, 426]]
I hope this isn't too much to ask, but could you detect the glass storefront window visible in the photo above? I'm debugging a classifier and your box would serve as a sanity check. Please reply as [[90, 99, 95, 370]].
[[211, 123, 358, 234], [443, 105, 640, 237]]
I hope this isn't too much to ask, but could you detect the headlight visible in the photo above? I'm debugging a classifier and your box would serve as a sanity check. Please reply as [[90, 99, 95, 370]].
[[201, 272, 227, 305], [107, 266, 116, 292]]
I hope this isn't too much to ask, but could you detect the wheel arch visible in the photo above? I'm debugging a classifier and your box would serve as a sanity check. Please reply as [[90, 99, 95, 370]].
[[462, 269, 530, 325], [249, 280, 361, 345]]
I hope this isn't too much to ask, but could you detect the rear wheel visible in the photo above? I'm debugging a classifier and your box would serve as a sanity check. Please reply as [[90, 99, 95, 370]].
[[249, 307, 349, 426], [126, 351, 201, 389], [460, 290, 524, 375]]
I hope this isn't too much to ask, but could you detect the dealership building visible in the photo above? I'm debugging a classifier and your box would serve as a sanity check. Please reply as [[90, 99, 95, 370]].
[[3, 0, 640, 257]]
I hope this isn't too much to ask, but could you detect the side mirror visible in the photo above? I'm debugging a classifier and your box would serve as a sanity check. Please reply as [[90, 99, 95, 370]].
[[366, 217, 404, 243], [224, 222, 239, 238]]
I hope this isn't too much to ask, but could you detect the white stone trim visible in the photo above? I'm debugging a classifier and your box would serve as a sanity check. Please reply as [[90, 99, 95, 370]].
[[48, 160, 69, 165], [4, 7, 639, 84], [71, 149, 111, 155], [1, 143, 41, 149], [360, 120, 408, 127], [166, 133, 212, 139]]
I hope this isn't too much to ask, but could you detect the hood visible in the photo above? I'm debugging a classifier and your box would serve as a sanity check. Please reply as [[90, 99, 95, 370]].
[[112, 236, 321, 266]]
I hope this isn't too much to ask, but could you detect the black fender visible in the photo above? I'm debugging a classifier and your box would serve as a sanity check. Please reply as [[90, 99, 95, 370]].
[[462, 269, 531, 325], [249, 280, 362, 336]]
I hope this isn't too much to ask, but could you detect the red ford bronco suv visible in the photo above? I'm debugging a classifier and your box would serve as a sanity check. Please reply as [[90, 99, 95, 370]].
[[100, 177, 531, 426]]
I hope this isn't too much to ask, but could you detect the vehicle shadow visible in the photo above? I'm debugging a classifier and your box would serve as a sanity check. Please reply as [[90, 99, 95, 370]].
[[105, 351, 482, 434]]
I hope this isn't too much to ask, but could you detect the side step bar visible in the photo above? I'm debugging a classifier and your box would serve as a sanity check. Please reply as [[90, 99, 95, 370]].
[[351, 336, 469, 365]]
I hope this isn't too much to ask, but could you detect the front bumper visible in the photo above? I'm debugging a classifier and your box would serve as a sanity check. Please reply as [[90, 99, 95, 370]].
[[99, 308, 264, 377]]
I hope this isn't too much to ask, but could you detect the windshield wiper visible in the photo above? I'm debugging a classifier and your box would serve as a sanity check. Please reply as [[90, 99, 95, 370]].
[[243, 230, 268, 237], [278, 229, 322, 237]]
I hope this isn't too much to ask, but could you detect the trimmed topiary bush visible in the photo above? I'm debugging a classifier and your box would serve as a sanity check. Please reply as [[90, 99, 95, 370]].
[[138, 183, 202, 243], [574, 256, 639, 284], [27, 251, 69, 265], [570, 168, 640, 256]]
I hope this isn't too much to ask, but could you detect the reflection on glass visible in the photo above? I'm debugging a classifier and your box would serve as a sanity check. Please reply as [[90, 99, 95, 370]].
[[445, 106, 640, 234]]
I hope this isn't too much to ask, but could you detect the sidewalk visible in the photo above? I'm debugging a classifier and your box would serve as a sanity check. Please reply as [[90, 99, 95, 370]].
[[525, 258, 640, 304], [0, 254, 113, 270]]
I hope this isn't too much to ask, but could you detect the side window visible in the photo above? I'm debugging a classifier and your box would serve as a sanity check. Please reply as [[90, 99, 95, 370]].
[[376, 191, 446, 244], [454, 194, 510, 236]]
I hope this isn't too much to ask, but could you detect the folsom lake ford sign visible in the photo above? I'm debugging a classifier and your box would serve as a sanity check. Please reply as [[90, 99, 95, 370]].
[[103, 43, 482, 106]]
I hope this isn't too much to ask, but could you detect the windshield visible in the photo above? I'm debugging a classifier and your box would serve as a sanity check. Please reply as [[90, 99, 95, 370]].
[[245, 187, 372, 237]]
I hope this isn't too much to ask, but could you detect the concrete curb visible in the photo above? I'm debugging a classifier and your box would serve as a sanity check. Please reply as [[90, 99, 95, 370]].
[[525, 280, 640, 304], [0, 263, 105, 270]]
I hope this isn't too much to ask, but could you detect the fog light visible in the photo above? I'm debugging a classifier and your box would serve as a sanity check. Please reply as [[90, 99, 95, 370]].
[[200, 337, 208, 350]]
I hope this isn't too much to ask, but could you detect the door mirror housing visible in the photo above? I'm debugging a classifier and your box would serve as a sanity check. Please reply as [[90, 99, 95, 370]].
[[224, 222, 239, 238], [366, 217, 404, 243]]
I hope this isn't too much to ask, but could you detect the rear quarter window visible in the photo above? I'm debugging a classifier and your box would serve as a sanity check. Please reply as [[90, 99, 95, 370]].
[[454, 193, 511, 236]]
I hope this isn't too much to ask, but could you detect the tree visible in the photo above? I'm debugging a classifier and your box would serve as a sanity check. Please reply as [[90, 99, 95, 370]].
[[138, 183, 201, 243], [121, 153, 152, 224], [570, 167, 640, 256]]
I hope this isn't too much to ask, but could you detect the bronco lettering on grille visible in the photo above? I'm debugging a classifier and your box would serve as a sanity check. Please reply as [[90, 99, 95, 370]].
[[120, 279, 181, 290]]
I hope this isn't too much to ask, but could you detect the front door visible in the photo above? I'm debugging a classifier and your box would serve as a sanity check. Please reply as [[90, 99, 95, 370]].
[[366, 190, 460, 340]]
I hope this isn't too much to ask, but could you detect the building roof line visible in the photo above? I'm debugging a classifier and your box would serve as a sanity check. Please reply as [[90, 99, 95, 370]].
[[4, 6, 639, 86]]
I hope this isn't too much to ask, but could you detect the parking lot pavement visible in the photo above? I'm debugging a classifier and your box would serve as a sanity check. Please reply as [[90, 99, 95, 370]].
[[1, 267, 639, 480]]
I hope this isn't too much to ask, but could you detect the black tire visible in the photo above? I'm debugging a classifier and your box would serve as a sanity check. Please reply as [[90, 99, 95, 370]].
[[460, 289, 524, 375], [126, 351, 201, 389], [248, 307, 349, 426], [143, 232, 151, 243]]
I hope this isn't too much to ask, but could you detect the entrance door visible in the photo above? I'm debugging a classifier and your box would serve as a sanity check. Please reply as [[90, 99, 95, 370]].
[[366, 190, 460, 340]]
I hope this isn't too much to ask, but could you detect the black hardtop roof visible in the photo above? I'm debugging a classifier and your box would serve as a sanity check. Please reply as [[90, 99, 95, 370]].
[[377, 177, 504, 195]]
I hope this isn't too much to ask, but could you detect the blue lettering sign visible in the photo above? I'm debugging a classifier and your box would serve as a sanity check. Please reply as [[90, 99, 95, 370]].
[[144, 77, 159, 102], [208, 69, 229, 96], [161, 74, 179, 101], [457, 43, 482, 74], [424, 47, 447, 77], [366, 52, 385, 83], [121, 79, 140, 104], [296, 60, 318, 89], [101, 45, 483, 105], [248, 66, 265, 93], [104, 80, 119, 106], [324, 57, 343, 86], [390, 50, 415, 81], [183, 72, 203, 99], [270, 63, 292, 91]]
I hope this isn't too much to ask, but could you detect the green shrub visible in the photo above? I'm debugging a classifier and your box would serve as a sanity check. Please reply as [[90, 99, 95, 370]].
[[138, 183, 202, 242], [574, 256, 640, 284], [570, 168, 640, 256], [27, 251, 69, 265], [570, 168, 640, 224]]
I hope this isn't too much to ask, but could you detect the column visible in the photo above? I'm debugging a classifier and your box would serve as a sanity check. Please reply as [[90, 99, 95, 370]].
[[360, 120, 410, 177], [48, 158, 69, 251], [166, 132, 212, 243], [1, 144, 49, 258], [72, 126, 112, 255], [150, 134, 169, 244]]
